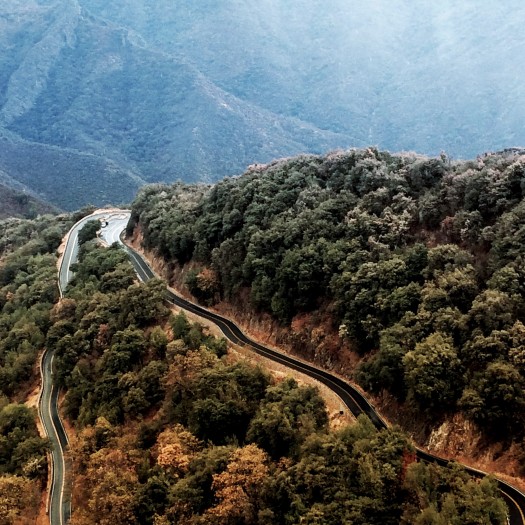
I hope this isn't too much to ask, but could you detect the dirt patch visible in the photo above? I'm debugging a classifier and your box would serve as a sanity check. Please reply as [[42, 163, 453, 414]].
[[35, 489, 50, 525], [228, 343, 354, 430], [425, 414, 525, 492]]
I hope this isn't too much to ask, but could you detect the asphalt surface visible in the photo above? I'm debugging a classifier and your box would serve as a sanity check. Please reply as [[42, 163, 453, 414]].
[[99, 213, 131, 247], [117, 217, 525, 525], [39, 349, 70, 525], [58, 212, 111, 295], [41, 211, 130, 525]]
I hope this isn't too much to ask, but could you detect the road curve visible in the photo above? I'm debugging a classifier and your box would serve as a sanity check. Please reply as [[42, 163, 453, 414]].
[[52, 211, 525, 524], [39, 349, 70, 525], [115, 219, 525, 525], [41, 211, 130, 525], [58, 211, 114, 295]]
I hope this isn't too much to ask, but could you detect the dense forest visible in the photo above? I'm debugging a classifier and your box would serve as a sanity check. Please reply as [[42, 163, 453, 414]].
[[51, 236, 505, 524], [128, 147, 525, 446], [0, 213, 72, 522], [0, 200, 514, 523]]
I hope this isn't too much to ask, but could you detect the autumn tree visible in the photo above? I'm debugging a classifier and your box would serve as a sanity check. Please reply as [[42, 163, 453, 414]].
[[0, 474, 39, 524], [206, 444, 269, 524]]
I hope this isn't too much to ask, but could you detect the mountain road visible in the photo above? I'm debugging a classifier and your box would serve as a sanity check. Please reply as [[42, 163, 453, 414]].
[[115, 214, 525, 525], [40, 210, 131, 525]]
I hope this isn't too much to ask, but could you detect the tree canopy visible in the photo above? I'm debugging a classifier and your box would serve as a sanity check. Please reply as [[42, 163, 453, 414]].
[[129, 148, 525, 442]]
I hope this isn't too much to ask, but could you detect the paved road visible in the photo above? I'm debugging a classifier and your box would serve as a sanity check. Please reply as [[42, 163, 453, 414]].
[[39, 349, 70, 525], [99, 212, 131, 246], [55, 211, 525, 524], [41, 212, 110, 525], [41, 211, 130, 525], [59, 210, 132, 294], [58, 212, 110, 295]]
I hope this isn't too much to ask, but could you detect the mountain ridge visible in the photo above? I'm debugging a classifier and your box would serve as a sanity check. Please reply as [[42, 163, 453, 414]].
[[0, 127, 144, 210], [2, 0, 524, 210], [0, 1, 354, 209]]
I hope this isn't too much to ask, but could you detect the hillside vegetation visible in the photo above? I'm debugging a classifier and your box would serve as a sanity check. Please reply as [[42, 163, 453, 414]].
[[0, 182, 57, 219], [129, 147, 525, 446], [0, 213, 72, 521], [0, 202, 511, 523], [0, 129, 143, 211], [49, 234, 505, 524]]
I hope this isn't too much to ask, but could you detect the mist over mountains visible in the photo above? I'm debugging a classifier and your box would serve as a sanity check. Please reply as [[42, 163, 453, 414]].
[[1, 0, 524, 209]]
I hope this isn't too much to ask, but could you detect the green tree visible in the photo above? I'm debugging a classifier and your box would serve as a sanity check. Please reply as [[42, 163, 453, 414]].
[[403, 332, 462, 411], [247, 378, 327, 459], [460, 362, 525, 435], [78, 220, 100, 245]]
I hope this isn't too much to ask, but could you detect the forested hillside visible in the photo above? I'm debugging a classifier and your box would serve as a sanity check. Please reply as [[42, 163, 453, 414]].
[[68, 0, 525, 158], [0, 129, 144, 211], [0, 213, 72, 521], [51, 231, 505, 524], [3, 1, 525, 208], [0, 205, 512, 523], [0, 183, 57, 219], [129, 147, 525, 449]]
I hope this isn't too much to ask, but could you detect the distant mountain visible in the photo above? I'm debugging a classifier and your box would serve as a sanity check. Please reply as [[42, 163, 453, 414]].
[[2, 0, 524, 209], [0, 181, 57, 219], [79, 0, 525, 158], [0, 129, 143, 211], [0, 0, 353, 209]]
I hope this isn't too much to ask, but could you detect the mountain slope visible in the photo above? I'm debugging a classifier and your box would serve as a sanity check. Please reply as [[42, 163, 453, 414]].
[[0, 129, 143, 210], [0, 0, 353, 206], [0, 181, 57, 218], [129, 148, 525, 452], [78, 0, 525, 158], [3, 0, 524, 209]]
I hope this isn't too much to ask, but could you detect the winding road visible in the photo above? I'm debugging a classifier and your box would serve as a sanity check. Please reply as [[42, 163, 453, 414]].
[[42, 210, 525, 524], [39, 349, 70, 525], [119, 228, 525, 525], [40, 211, 130, 525], [58, 211, 132, 295]]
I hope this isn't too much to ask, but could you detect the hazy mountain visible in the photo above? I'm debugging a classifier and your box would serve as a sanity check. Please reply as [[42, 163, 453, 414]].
[[0, 129, 143, 211], [0, 182, 57, 219], [80, 0, 525, 158], [0, 0, 353, 208], [1, 0, 524, 209]]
